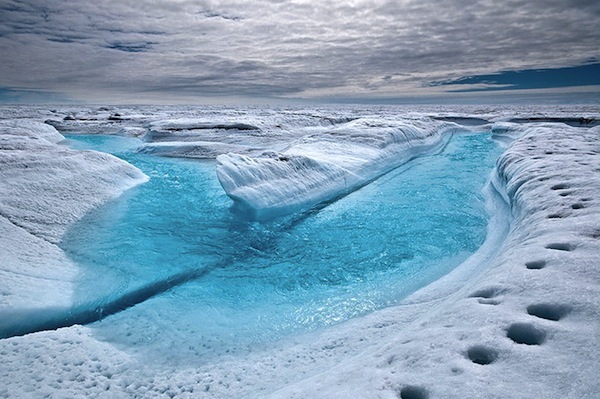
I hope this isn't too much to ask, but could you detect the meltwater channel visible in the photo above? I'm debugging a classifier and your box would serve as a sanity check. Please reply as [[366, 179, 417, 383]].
[[62, 132, 501, 364]]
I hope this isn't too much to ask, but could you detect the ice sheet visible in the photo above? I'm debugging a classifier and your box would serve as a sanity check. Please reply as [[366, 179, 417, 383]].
[[0, 106, 599, 398]]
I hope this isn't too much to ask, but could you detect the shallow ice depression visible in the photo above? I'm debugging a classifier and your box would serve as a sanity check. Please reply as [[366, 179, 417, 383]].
[[59, 131, 501, 365]]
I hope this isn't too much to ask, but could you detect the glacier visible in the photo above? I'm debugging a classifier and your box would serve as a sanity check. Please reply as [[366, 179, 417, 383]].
[[0, 104, 598, 399]]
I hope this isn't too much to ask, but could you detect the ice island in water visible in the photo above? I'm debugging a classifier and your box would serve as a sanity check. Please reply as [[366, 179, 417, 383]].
[[0, 104, 599, 398]]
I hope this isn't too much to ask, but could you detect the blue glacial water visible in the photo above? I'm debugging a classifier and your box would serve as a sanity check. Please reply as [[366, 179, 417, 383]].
[[62, 132, 501, 364]]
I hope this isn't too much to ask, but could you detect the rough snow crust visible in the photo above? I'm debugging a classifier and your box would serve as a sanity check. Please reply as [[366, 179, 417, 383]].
[[0, 121, 148, 313], [216, 118, 462, 219], [0, 106, 599, 398]]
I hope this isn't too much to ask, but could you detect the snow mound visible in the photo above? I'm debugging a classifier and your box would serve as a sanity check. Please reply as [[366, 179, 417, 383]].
[[137, 140, 264, 159], [216, 118, 462, 219], [116, 126, 147, 138], [148, 118, 260, 132], [144, 119, 261, 143], [0, 120, 65, 144], [489, 122, 525, 146], [136, 117, 290, 157], [0, 125, 148, 244], [507, 116, 600, 127], [0, 121, 148, 313], [44, 107, 153, 135]]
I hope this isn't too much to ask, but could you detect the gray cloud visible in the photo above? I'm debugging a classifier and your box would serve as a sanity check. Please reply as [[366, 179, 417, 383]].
[[0, 0, 598, 102]]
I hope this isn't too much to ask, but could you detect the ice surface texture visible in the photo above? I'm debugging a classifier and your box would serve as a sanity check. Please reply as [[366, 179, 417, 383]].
[[216, 118, 461, 219]]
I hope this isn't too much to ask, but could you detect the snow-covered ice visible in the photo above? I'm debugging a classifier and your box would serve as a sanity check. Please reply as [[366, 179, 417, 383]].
[[0, 105, 598, 398], [216, 118, 462, 219], [0, 120, 147, 319]]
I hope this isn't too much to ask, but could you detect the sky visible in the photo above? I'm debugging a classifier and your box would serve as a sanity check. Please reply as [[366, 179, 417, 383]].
[[0, 0, 599, 104]]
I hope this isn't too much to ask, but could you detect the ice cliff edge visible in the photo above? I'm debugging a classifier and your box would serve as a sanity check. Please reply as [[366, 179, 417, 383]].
[[216, 118, 462, 220]]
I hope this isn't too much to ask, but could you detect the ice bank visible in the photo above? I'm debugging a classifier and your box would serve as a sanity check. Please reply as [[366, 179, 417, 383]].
[[216, 118, 463, 219], [0, 121, 147, 321], [264, 122, 600, 399]]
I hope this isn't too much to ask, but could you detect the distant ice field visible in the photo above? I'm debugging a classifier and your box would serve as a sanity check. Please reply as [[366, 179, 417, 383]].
[[61, 132, 501, 364]]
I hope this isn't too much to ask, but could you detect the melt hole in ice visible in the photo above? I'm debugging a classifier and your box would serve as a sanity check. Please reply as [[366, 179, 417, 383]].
[[550, 183, 570, 190], [527, 304, 571, 321], [468, 287, 504, 304], [468, 286, 504, 299], [478, 298, 501, 305], [398, 385, 429, 399], [545, 243, 576, 251], [466, 345, 499, 365], [506, 323, 547, 345], [525, 260, 547, 270]]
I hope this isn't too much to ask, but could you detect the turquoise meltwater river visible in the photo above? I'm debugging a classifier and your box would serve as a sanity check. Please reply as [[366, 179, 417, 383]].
[[62, 132, 501, 364]]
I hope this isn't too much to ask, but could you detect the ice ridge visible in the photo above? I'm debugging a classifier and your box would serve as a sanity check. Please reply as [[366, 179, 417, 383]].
[[216, 118, 463, 220]]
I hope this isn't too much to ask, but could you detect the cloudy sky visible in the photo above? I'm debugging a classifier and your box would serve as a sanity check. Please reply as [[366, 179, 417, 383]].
[[1, 0, 599, 104]]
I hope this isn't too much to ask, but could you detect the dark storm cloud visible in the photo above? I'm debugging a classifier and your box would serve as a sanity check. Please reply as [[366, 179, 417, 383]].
[[0, 0, 598, 102]]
